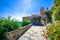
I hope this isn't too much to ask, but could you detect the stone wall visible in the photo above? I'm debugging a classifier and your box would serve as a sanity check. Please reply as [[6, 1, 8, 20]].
[[6, 24, 32, 40]]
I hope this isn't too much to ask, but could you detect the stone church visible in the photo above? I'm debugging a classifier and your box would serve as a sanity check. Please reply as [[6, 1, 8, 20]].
[[23, 7, 52, 25]]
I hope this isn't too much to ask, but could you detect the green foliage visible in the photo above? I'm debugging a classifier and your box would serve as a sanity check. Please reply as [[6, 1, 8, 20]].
[[52, 6, 60, 21], [44, 0, 60, 40], [0, 16, 21, 40], [51, 0, 60, 11], [33, 16, 39, 21], [46, 22, 60, 40], [45, 10, 52, 23], [22, 19, 31, 26], [45, 10, 52, 20], [42, 18, 45, 24], [33, 16, 41, 21]]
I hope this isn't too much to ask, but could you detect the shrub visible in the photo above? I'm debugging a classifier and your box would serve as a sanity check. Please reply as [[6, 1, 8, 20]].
[[52, 6, 60, 21], [22, 19, 31, 26], [33, 16, 40, 21], [45, 10, 52, 20], [44, 22, 60, 40], [0, 16, 21, 40]]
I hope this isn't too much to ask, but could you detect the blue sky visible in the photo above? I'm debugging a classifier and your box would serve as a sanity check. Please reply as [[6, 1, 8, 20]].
[[0, 0, 54, 21]]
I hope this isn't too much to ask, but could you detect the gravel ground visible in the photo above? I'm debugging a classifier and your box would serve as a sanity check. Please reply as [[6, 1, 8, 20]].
[[18, 26, 47, 40]]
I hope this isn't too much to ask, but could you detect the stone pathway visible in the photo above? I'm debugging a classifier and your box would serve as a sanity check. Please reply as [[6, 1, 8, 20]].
[[18, 26, 47, 40]]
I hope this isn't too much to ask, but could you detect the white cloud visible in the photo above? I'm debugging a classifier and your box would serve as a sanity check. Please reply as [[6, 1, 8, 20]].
[[10, 0, 33, 21], [11, 12, 30, 21]]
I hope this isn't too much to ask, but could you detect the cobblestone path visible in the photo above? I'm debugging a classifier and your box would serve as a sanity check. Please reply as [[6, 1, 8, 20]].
[[18, 26, 47, 40]]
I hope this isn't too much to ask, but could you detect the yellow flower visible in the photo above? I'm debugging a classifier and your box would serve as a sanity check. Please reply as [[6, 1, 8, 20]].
[[46, 31, 50, 36], [46, 26, 50, 31], [53, 29, 57, 33]]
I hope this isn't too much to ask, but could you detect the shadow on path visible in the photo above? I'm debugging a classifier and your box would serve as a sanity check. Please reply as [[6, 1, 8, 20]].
[[32, 23, 45, 26]]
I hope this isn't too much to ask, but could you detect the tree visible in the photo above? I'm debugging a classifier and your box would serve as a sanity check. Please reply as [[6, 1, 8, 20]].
[[45, 10, 52, 22], [51, 0, 60, 11], [33, 16, 40, 21], [52, 6, 60, 21]]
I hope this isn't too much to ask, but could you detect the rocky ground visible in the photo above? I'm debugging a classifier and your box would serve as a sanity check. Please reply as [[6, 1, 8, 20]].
[[18, 26, 47, 40]]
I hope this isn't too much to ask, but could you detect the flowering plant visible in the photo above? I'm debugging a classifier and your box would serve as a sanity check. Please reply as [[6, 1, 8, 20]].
[[43, 22, 60, 40]]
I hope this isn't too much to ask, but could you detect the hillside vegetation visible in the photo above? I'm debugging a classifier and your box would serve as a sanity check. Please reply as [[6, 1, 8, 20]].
[[0, 16, 22, 40]]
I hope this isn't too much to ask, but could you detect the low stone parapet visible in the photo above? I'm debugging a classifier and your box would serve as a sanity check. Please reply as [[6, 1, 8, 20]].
[[6, 24, 32, 40]]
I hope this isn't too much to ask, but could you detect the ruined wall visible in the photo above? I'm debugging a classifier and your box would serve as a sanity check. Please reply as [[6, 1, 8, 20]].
[[6, 24, 32, 40]]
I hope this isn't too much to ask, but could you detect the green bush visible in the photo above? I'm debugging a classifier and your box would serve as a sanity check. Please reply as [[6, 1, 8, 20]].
[[52, 6, 60, 21], [45, 10, 52, 20], [33, 16, 40, 21], [22, 19, 31, 26], [0, 16, 21, 40], [45, 22, 60, 40]]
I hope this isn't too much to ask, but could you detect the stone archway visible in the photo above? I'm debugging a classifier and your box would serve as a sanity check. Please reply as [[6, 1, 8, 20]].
[[31, 16, 44, 26], [41, 17, 48, 25]]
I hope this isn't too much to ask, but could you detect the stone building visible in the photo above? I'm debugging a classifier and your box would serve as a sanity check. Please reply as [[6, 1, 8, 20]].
[[23, 7, 52, 25]]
